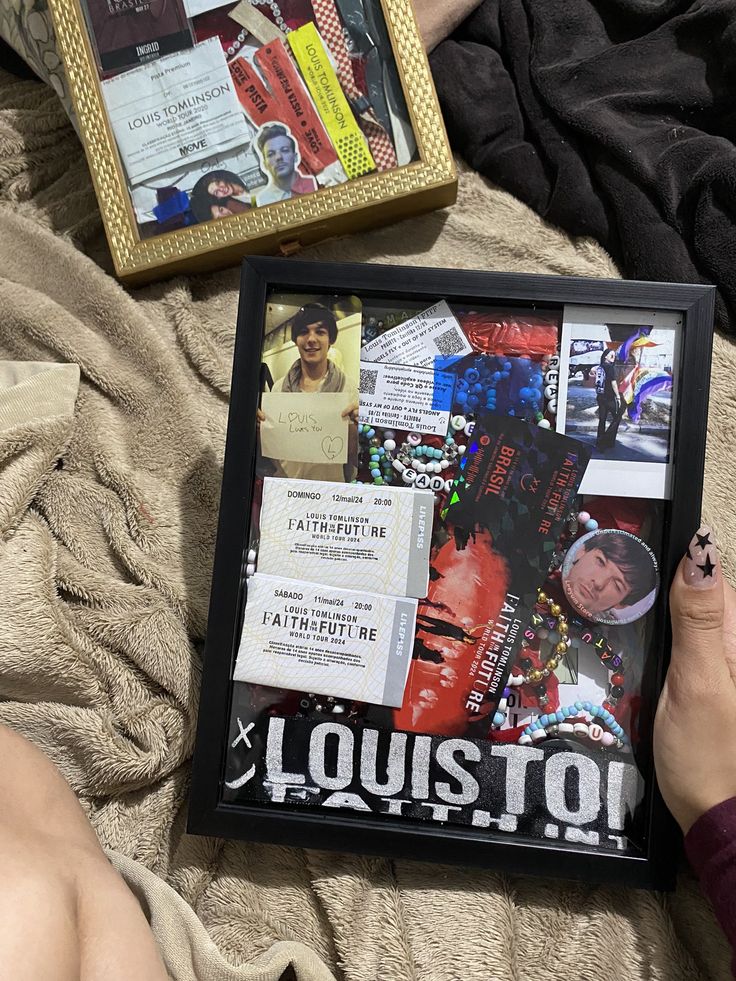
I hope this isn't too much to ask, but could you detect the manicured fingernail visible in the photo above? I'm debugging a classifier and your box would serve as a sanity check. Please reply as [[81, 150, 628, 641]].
[[683, 526, 719, 588]]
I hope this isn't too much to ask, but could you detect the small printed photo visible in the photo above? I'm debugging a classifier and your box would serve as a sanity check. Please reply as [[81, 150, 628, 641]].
[[556, 305, 682, 499], [253, 122, 319, 207], [130, 144, 266, 236], [562, 529, 659, 626], [257, 294, 362, 483], [189, 169, 253, 222]]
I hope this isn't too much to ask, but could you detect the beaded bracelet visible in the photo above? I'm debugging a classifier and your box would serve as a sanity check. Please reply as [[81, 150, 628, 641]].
[[536, 589, 626, 712], [542, 356, 559, 421], [357, 424, 467, 492], [358, 424, 396, 486], [297, 693, 349, 716], [518, 701, 628, 750], [507, 607, 625, 713], [498, 586, 627, 732], [491, 686, 512, 727]]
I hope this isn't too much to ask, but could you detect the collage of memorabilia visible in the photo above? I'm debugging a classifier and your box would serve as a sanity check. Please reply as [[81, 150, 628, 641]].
[[225, 293, 683, 855], [82, 0, 415, 237]]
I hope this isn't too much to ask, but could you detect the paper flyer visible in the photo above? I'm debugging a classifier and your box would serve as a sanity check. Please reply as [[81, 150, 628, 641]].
[[360, 300, 473, 368], [102, 38, 250, 185], [257, 478, 434, 597], [233, 574, 417, 707]]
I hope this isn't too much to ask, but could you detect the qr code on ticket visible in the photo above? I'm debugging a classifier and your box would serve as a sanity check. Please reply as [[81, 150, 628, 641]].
[[360, 368, 379, 395], [434, 328, 466, 357]]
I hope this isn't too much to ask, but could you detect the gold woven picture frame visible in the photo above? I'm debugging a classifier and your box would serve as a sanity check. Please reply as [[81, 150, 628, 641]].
[[48, 0, 457, 283]]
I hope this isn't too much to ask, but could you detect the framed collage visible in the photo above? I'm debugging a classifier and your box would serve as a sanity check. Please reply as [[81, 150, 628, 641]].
[[189, 258, 715, 889], [47, 0, 456, 283]]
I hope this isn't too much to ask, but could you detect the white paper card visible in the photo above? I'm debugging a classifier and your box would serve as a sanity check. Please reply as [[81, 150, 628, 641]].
[[234, 574, 417, 707], [360, 300, 472, 367], [102, 38, 250, 185], [184, 0, 232, 15], [260, 392, 349, 465], [257, 478, 434, 597], [358, 362, 454, 436]]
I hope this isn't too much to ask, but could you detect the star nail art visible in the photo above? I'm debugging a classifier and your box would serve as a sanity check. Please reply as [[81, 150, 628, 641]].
[[683, 525, 719, 589], [698, 554, 715, 578]]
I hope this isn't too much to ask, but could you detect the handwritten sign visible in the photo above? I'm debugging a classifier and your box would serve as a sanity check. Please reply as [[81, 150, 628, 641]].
[[260, 392, 349, 464]]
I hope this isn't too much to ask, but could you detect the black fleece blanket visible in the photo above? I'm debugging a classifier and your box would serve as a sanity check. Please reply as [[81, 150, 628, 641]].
[[430, 0, 736, 332]]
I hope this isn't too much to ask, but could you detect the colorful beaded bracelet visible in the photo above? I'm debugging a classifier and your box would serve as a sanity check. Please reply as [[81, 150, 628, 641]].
[[357, 424, 466, 491], [533, 589, 626, 711], [518, 701, 628, 750]]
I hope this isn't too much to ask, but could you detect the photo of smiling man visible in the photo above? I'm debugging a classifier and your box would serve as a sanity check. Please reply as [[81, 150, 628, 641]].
[[254, 123, 318, 206], [257, 298, 360, 482], [562, 528, 659, 626]]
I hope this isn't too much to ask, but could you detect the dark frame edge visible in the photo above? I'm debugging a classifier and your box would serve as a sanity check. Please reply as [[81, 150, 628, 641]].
[[188, 258, 267, 831]]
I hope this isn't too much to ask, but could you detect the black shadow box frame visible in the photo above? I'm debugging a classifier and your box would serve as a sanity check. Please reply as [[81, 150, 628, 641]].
[[188, 256, 715, 890]]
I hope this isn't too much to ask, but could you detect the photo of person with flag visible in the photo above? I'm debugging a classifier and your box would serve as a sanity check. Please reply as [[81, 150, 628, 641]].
[[562, 322, 675, 464]]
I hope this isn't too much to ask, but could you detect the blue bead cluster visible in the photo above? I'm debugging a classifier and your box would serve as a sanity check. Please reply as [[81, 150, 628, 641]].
[[408, 445, 444, 460], [523, 701, 627, 744], [452, 355, 545, 423]]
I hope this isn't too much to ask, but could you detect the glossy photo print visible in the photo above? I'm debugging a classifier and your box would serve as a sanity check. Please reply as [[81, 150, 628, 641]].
[[556, 306, 682, 499], [256, 293, 361, 482]]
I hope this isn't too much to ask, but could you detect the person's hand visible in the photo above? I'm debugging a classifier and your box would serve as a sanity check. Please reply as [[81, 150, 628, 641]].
[[342, 401, 359, 424], [654, 526, 736, 834], [256, 408, 265, 426]]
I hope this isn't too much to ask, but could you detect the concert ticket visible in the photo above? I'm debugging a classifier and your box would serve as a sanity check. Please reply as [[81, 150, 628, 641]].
[[257, 477, 434, 598], [233, 574, 417, 707]]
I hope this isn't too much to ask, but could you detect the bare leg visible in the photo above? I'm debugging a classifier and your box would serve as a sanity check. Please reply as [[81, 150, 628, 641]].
[[0, 724, 169, 981]]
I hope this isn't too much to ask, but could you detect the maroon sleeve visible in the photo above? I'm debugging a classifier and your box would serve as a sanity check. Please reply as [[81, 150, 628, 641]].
[[685, 796, 736, 974]]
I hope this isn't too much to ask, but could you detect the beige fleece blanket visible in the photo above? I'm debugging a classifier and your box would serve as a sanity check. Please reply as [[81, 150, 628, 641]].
[[0, 67, 734, 981]]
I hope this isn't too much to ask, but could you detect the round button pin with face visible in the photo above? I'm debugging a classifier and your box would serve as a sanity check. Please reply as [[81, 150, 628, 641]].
[[562, 528, 659, 626]]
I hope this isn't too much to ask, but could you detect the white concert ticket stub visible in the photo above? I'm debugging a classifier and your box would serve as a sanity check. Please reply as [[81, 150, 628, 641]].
[[102, 38, 248, 185], [360, 300, 472, 367], [358, 362, 454, 436], [257, 477, 434, 597], [233, 574, 417, 707]]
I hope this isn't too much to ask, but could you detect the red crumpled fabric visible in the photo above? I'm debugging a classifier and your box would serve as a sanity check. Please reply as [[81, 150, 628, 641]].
[[459, 312, 559, 358]]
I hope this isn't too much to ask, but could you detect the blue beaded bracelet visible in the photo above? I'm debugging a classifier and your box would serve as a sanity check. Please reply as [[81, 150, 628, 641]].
[[518, 701, 628, 750]]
